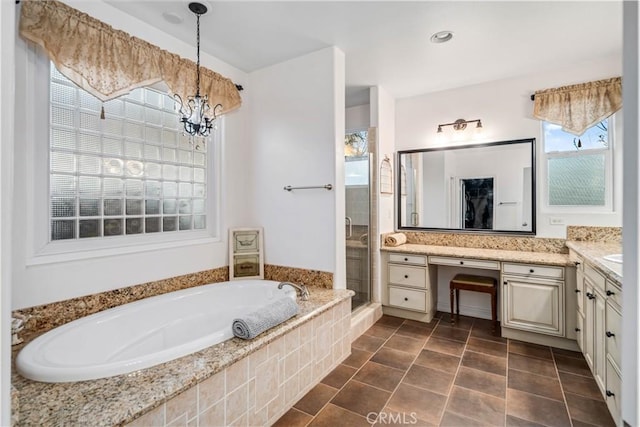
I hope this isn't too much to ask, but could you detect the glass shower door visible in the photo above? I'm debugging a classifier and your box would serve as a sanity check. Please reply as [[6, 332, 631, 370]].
[[345, 131, 370, 310]]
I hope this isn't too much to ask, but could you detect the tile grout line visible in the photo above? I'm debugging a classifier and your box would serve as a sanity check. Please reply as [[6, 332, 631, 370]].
[[551, 348, 576, 427]]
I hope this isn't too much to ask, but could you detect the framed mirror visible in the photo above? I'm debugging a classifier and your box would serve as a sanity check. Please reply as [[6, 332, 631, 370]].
[[397, 138, 536, 235]]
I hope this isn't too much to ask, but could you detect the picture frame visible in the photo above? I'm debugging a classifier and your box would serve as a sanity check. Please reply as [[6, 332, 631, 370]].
[[229, 227, 264, 280], [380, 155, 394, 194]]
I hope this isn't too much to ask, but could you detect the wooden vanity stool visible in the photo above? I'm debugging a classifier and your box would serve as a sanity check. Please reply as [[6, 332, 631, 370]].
[[450, 274, 498, 330]]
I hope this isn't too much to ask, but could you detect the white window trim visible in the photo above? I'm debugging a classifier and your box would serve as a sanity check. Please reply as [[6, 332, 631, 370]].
[[23, 45, 222, 266], [540, 117, 615, 214]]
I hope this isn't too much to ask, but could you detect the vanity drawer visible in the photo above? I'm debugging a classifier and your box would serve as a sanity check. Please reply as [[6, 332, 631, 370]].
[[389, 286, 426, 312], [388, 265, 426, 288], [584, 264, 606, 293], [606, 302, 622, 370], [428, 256, 499, 270], [502, 263, 564, 280], [389, 253, 427, 266], [606, 281, 622, 309]]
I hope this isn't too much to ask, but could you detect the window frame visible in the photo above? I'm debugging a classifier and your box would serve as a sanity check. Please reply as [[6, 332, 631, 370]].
[[25, 46, 221, 266], [540, 117, 615, 214]]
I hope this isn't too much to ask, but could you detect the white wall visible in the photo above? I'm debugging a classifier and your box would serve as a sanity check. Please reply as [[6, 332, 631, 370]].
[[371, 86, 396, 233], [246, 47, 346, 285], [0, 0, 15, 423], [395, 55, 623, 238], [11, 0, 250, 309], [346, 104, 370, 132]]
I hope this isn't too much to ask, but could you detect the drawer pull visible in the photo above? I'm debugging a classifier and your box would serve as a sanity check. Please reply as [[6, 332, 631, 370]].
[[586, 292, 595, 300], [503, 281, 508, 285], [529, 269, 535, 273], [575, 261, 581, 266], [575, 328, 581, 332], [606, 290, 616, 296], [404, 297, 408, 301], [404, 275, 409, 279], [575, 289, 581, 293], [404, 257, 408, 261], [460, 261, 464, 265], [606, 390, 615, 397], [606, 331, 615, 338]]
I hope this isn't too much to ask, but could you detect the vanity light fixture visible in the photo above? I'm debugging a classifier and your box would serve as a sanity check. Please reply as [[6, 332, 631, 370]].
[[437, 118, 483, 134], [174, 2, 222, 140]]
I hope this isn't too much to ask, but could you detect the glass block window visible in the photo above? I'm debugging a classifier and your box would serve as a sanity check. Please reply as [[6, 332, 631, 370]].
[[49, 65, 208, 241], [543, 120, 611, 208]]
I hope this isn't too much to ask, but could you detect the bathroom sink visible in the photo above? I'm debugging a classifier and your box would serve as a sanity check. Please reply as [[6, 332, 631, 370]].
[[603, 254, 623, 264]]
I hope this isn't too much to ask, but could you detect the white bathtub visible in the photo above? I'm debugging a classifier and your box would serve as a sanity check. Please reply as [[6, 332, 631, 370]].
[[16, 280, 297, 383]]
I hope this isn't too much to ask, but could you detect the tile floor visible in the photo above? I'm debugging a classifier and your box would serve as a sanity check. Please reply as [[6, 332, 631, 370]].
[[274, 313, 615, 427]]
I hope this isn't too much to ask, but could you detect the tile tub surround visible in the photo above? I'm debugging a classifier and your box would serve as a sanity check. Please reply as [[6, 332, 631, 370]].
[[566, 240, 623, 286], [566, 226, 622, 243], [12, 265, 333, 344], [12, 288, 353, 426]]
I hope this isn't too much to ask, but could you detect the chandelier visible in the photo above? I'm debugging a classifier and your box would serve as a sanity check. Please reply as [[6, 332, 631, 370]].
[[174, 2, 222, 139]]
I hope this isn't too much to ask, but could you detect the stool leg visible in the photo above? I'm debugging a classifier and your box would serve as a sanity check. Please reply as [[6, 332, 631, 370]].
[[450, 287, 455, 324], [456, 289, 460, 316]]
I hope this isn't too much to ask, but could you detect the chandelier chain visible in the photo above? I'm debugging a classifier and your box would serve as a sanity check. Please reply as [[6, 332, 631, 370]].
[[196, 13, 201, 97]]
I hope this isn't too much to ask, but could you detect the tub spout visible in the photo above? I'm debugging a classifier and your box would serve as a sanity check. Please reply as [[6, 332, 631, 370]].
[[278, 282, 309, 301]]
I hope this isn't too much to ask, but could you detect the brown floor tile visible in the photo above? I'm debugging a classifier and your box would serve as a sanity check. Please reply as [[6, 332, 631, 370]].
[[294, 383, 339, 416], [462, 350, 507, 376], [506, 389, 571, 427], [558, 371, 604, 401], [273, 408, 313, 427], [572, 419, 601, 427], [353, 361, 405, 392], [507, 369, 564, 401], [440, 411, 488, 426], [353, 334, 386, 353], [424, 336, 466, 357], [376, 315, 405, 328], [508, 353, 556, 378], [509, 340, 553, 361], [446, 386, 505, 426], [552, 347, 584, 359], [384, 334, 425, 355], [431, 324, 471, 343], [404, 318, 439, 328], [455, 366, 506, 398], [395, 323, 433, 340], [506, 415, 546, 427], [467, 337, 507, 358], [308, 403, 370, 427], [414, 349, 461, 374], [386, 383, 447, 425], [565, 392, 615, 427], [364, 324, 397, 340], [440, 313, 475, 330], [320, 364, 358, 389], [470, 321, 507, 343], [554, 354, 592, 377], [402, 364, 454, 396], [331, 380, 391, 417], [371, 347, 415, 371], [343, 348, 373, 369], [373, 409, 434, 427]]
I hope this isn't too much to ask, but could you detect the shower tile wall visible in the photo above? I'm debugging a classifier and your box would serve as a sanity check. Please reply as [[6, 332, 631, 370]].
[[345, 186, 369, 228]]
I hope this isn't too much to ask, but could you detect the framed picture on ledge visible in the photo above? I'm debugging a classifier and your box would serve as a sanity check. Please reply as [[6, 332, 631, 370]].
[[229, 227, 264, 280]]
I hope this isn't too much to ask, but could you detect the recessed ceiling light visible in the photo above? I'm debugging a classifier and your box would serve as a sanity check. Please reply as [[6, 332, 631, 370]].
[[430, 31, 454, 44], [162, 12, 183, 25]]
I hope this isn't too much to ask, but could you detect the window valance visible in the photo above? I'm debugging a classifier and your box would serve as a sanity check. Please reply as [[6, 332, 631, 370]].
[[19, 0, 241, 115], [533, 77, 621, 136]]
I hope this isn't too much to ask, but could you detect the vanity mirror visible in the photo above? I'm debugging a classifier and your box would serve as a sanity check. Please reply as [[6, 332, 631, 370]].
[[397, 138, 536, 235]]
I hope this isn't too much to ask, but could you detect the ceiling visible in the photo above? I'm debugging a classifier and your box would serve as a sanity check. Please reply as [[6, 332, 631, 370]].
[[106, 1, 623, 107]]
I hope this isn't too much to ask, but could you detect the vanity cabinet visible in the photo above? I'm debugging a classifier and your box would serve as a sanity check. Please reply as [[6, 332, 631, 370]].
[[382, 253, 436, 323], [501, 262, 565, 337], [605, 280, 622, 423]]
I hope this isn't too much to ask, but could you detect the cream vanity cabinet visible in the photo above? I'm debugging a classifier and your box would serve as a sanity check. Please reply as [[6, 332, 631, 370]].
[[501, 263, 566, 336], [382, 253, 437, 323]]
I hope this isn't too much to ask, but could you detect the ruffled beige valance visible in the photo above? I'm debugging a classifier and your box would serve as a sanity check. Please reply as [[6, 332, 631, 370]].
[[19, 0, 241, 115], [533, 77, 621, 135]]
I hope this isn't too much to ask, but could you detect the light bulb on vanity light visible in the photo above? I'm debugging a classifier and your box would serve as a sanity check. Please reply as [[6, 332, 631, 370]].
[[474, 120, 484, 138]]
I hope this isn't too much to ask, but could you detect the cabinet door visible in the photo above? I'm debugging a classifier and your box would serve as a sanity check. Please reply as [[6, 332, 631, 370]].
[[576, 268, 585, 316], [606, 358, 622, 425], [584, 281, 595, 370], [576, 313, 584, 352], [594, 288, 606, 393], [503, 276, 564, 336]]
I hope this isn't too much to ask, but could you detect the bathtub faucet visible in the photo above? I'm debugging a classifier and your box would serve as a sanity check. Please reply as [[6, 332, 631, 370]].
[[278, 282, 309, 301]]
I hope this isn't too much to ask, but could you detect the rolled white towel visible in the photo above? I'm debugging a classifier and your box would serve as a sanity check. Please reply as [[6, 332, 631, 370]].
[[384, 232, 407, 247], [232, 297, 299, 340]]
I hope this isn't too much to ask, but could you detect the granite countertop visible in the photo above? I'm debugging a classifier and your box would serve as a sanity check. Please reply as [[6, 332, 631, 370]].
[[382, 244, 572, 267], [12, 288, 354, 427], [566, 241, 623, 286]]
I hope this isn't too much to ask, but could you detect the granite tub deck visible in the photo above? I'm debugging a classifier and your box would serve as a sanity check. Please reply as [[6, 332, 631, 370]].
[[12, 288, 354, 426], [381, 243, 573, 267], [566, 240, 623, 286]]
